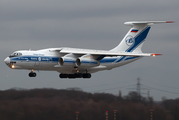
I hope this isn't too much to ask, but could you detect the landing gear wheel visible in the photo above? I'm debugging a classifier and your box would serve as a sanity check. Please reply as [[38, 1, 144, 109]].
[[59, 73, 91, 79], [29, 72, 37, 77], [59, 74, 68, 78], [74, 73, 83, 78], [68, 74, 76, 79], [83, 73, 91, 78]]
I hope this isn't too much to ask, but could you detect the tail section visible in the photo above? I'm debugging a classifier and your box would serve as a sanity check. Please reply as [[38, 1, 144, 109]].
[[110, 21, 174, 53]]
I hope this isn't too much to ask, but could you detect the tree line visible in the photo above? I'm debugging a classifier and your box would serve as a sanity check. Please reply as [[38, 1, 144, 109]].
[[0, 88, 178, 120]]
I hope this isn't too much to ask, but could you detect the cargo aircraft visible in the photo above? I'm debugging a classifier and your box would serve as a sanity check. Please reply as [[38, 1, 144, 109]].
[[4, 21, 173, 78]]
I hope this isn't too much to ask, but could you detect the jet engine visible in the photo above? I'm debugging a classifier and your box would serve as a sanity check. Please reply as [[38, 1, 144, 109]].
[[58, 54, 77, 66], [76, 54, 100, 67]]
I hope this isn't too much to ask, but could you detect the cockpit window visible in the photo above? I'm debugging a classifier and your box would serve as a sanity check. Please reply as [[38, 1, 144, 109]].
[[9, 52, 22, 58]]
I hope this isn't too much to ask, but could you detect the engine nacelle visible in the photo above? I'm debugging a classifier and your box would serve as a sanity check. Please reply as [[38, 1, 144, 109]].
[[59, 54, 77, 66], [76, 55, 100, 67]]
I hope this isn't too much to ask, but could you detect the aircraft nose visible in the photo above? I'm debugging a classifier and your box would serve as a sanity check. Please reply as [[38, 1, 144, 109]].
[[4, 57, 10, 65]]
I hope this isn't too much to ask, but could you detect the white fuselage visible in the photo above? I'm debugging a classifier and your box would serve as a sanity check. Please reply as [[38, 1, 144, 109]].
[[4, 48, 140, 74]]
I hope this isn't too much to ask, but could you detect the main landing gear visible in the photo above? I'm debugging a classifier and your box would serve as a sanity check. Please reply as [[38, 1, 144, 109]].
[[29, 70, 37, 77], [59, 73, 91, 79]]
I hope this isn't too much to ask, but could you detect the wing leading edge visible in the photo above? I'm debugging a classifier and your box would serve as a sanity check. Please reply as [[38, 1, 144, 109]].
[[55, 48, 161, 57]]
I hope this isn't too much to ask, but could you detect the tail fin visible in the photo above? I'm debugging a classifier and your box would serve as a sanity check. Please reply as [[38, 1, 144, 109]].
[[110, 21, 174, 53]]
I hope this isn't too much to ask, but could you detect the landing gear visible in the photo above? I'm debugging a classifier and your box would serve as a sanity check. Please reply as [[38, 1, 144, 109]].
[[59, 73, 68, 78], [82, 73, 91, 78], [59, 73, 91, 79], [29, 70, 37, 77], [29, 72, 36, 77]]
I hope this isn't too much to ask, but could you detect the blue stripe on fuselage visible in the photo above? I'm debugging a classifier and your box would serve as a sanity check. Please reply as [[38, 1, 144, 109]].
[[115, 56, 125, 62], [100, 58, 117, 63], [10, 56, 59, 63], [124, 56, 140, 61], [10, 55, 139, 65], [99, 56, 139, 64]]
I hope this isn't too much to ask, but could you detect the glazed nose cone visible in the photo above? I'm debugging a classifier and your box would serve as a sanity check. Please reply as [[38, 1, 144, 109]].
[[4, 57, 10, 65]]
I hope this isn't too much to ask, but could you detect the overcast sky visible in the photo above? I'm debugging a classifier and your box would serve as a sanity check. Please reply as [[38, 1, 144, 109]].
[[0, 0, 178, 101]]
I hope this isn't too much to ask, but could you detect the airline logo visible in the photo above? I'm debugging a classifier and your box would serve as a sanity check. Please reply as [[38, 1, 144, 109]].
[[131, 29, 138, 33], [38, 57, 41, 61], [125, 35, 134, 46]]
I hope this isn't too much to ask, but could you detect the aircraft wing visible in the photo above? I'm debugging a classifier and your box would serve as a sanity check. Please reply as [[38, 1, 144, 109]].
[[56, 48, 161, 57]]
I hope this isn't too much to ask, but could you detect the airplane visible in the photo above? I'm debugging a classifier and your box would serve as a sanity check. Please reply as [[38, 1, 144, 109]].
[[4, 21, 173, 79]]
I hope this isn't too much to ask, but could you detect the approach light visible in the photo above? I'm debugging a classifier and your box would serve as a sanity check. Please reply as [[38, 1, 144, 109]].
[[11, 65, 15, 69]]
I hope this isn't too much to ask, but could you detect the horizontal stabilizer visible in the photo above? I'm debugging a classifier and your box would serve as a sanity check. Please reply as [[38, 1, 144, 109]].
[[125, 21, 174, 26]]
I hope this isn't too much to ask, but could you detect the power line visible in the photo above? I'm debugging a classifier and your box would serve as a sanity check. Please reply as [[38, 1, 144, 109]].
[[81, 78, 179, 96], [142, 84, 179, 95], [151, 83, 179, 90], [91, 85, 135, 92], [142, 79, 179, 90], [81, 79, 134, 89], [127, 78, 150, 99]]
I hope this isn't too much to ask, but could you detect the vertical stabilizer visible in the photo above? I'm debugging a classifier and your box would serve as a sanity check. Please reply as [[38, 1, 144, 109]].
[[110, 21, 174, 53]]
